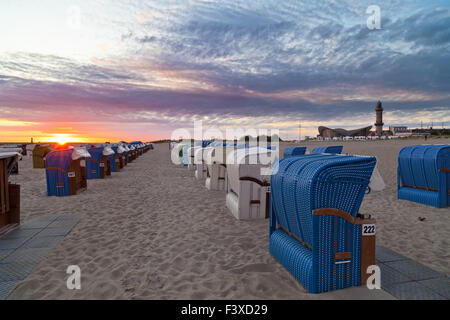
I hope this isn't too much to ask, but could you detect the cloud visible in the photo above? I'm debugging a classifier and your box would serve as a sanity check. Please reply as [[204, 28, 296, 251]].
[[0, 0, 449, 140]]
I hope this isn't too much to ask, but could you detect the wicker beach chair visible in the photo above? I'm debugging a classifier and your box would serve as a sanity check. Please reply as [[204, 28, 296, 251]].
[[226, 147, 273, 220], [397, 145, 450, 208], [204, 144, 234, 191], [126, 145, 135, 161], [283, 146, 307, 158], [194, 147, 208, 180], [182, 146, 191, 166], [187, 146, 201, 171], [86, 147, 113, 179], [0, 153, 20, 227], [170, 143, 189, 165], [311, 146, 343, 154], [269, 154, 377, 293], [111, 146, 126, 170], [120, 145, 129, 164], [106, 147, 119, 173], [45, 148, 90, 196], [32, 145, 52, 168]]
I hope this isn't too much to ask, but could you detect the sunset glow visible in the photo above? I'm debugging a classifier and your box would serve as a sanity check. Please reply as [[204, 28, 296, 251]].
[[48, 134, 76, 145]]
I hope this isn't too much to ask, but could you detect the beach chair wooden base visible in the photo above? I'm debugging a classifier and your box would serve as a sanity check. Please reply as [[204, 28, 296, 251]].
[[67, 159, 87, 195], [119, 157, 125, 169], [103, 158, 111, 176], [0, 184, 20, 228]]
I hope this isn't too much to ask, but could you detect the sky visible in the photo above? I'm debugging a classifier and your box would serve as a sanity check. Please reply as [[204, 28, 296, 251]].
[[0, 0, 449, 142]]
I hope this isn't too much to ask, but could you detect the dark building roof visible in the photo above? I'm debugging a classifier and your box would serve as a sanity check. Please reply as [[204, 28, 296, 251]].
[[318, 126, 373, 137]]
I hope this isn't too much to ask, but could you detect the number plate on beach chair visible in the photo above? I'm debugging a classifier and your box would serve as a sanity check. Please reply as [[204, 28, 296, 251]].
[[362, 224, 376, 236]]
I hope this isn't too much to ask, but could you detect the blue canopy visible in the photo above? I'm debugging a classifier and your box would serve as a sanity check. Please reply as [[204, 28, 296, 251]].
[[45, 149, 74, 196], [45, 149, 73, 171], [88, 147, 104, 162], [86, 147, 104, 179]]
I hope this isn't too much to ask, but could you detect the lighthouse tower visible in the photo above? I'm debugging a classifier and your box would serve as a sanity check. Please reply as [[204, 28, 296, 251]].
[[375, 101, 384, 136]]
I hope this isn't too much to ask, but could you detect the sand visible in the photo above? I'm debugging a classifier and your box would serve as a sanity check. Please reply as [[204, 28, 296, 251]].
[[6, 139, 449, 300]]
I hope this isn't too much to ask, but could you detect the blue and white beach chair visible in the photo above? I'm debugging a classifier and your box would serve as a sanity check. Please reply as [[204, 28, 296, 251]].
[[45, 147, 90, 196], [398, 145, 450, 208], [269, 154, 377, 293]]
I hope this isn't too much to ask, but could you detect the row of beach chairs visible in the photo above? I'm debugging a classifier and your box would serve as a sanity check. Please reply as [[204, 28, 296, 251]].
[[44, 142, 153, 197], [172, 141, 449, 294]]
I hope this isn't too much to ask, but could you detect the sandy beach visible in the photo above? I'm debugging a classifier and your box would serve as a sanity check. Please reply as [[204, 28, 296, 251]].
[[5, 139, 449, 299]]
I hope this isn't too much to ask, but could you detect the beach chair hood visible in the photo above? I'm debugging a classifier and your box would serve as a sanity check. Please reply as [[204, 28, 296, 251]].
[[72, 147, 91, 160], [103, 146, 115, 156], [87, 147, 104, 162], [46, 149, 74, 171]]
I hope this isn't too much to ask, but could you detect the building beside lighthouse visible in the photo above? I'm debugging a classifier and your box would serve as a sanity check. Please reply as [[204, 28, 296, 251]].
[[375, 101, 384, 136]]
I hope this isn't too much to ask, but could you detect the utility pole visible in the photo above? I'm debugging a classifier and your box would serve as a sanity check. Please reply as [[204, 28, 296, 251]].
[[298, 122, 301, 142]]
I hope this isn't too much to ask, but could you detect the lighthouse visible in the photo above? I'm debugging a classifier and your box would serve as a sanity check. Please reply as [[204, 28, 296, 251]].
[[375, 101, 384, 136]]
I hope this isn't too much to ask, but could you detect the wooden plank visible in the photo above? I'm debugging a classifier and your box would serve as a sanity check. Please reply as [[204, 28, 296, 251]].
[[360, 234, 376, 286], [313, 208, 356, 225], [335, 252, 352, 260], [403, 184, 449, 194], [240, 176, 270, 186], [8, 184, 20, 224], [278, 225, 312, 251]]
